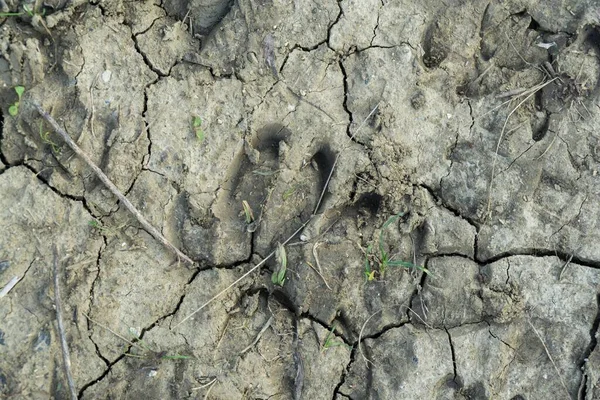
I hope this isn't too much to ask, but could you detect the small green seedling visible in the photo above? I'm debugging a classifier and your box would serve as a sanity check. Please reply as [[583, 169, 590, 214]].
[[8, 86, 24, 116], [253, 169, 277, 176], [378, 213, 431, 277], [88, 219, 125, 236], [242, 200, 255, 224], [192, 116, 205, 141], [0, 11, 23, 17], [271, 242, 287, 286], [0, 5, 39, 17], [364, 244, 375, 282], [321, 325, 347, 352], [282, 185, 297, 201], [89, 219, 104, 230], [39, 121, 61, 153], [365, 212, 431, 281], [88, 219, 113, 235]]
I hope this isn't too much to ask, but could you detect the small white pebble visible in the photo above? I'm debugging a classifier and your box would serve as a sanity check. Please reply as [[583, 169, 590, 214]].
[[101, 70, 112, 83]]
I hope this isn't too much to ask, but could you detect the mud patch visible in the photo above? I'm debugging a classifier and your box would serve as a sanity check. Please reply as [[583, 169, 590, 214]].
[[1, 0, 600, 398]]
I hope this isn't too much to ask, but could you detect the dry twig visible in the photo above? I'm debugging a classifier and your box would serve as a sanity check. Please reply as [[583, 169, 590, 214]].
[[172, 220, 311, 329], [309, 241, 332, 290], [83, 313, 145, 351], [239, 316, 273, 354], [558, 254, 574, 281], [53, 246, 78, 400], [33, 103, 194, 265], [485, 78, 557, 219], [0, 276, 20, 298], [358, 309, 382, 367], [526, 318, 572, 399]]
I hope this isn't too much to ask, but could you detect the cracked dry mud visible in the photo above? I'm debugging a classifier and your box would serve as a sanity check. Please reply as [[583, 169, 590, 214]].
[[1, 0, 600, 399]]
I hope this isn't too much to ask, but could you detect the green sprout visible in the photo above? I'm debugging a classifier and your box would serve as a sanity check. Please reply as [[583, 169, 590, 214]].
[[321, 325, 348, 352], [88, 219, 113, 235], [0, 5, 41, 18], [365, 212, 431, 281], [39, 121, 61, 153], [271, 242, 287, 286], [378, 212, 431, 277], [8, 86, 24, 116], [88, 219, 103, 230], [242, 200, 254, 224], [282, 185, 298, 201], [364, 244, 375, 282], [88, 219, 125, 236], [192, 115, 205, 141]]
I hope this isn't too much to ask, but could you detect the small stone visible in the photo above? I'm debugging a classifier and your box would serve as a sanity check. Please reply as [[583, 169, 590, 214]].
[[101, 70, 112, 83]]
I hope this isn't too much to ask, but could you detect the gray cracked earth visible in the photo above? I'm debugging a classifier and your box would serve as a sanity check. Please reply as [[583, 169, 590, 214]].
[[1, 0, 600, 399]]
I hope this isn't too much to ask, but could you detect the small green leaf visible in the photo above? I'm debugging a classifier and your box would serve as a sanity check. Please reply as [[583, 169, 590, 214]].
[[271, 270, 285, 285], [364, 244, 374, 282], [276, 242, 287, 270], [282, 186, 297, 200], [8, 104, 18, 116], [271, 243, 287, 286], [242, 200, 254, 223], [192, 116, 202, 127], [23, 5, 33, 16], [14, 86, 25, 98], [195, 129, 205, 141]]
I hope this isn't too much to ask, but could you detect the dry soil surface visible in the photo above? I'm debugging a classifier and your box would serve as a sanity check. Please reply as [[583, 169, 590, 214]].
[[1, 0, 600, 399]]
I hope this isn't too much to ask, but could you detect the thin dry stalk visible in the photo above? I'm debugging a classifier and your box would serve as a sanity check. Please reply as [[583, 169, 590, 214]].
[[479, 81, 552, 121], [310, 242, 332, 290], [212, 318, 230, 359], [505, 31, 541, 72], [83, 313, 145, 352], [407, 305, 433, 329], [496, 88, 528, 99], [313, 103, 380, 214], [172, 219, 311, 329], [203, 379, 217, 400], [240, 316, 273, 354], [485, 78, 557, 219], [0, 276, 20, 298], [558, 254, 574, 281], [306, 261, 332, 291], [526, 318, 572, 399], [53, 246, 78, 400], [358, 309, 383, 367], [82, 72, 100, 144], [33, 103, 194, 265], [192, 378, 217, 391]]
